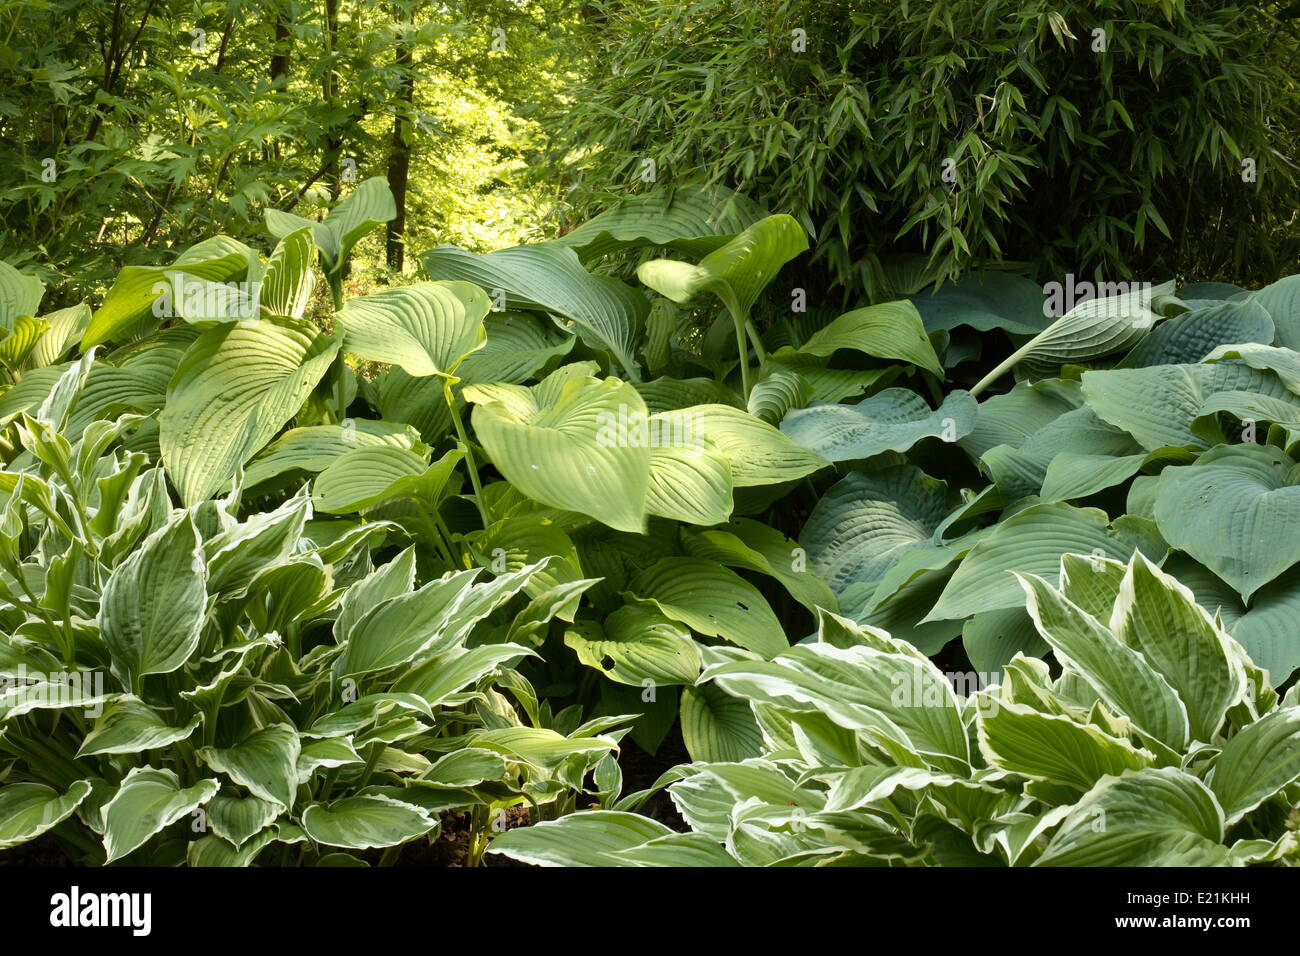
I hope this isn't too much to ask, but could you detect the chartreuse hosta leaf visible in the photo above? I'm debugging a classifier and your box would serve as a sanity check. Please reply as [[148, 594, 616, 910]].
[[313, 446, 463, 514], [467, 373, 651, 533], [0, 260, 45, 325], [267, 176, 396, 274], [795, 300, 945, 377], [626, 557, 787, 658], [637, 214, 808, 395], [159, 315, 341, 504], [1152, 445, 1300, 601], [258, 226, 316, 319], [421, 243, 647, 378], [456, 312, 575, 385], [82, 236, 258, 348], [781, 388, 975, 461], [680, 682, 762, 763], [102, 768, 220, 863], [564, 605, 702, 686], [98, 513, 207, 692], [971, 280, 1173, 395], [0, 781, 93, 849], [548, 183, 767, 261], [681, 517, 837, 614], [243, 418, 420, 488], [335, 280, 489, 377]]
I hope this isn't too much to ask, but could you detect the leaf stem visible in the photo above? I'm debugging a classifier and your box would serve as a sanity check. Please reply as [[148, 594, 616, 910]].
[[441, 376, 489, 527]]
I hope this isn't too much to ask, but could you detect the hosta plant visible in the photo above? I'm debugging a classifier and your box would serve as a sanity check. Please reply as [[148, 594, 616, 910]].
[[487, 553, 1300, 866], [0, 388, 623, 865]]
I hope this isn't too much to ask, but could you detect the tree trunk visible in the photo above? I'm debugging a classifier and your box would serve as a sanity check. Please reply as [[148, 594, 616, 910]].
[[386, 3, 416, 272]]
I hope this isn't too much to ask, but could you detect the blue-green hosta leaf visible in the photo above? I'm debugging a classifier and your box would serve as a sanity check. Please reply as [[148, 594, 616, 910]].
[[0, 260, 44, 325], [973, 281, 1173, 394], [979, 407, 1142, 501], [925, 503, 1167, 621], [1038, 452, 1146, 503], [1111, 554, 1246, 742], [83, 236, 257, 348], [99, 514, 207, 689], [706, 641, 970, 771], [1118, 298, 1273, 368], [781, 388, 975, 461], [159, 316, 341, 504], [335, 281, 489, 377], [626, 557, 787, 658], [0, 781, 92, 849], [1016, 573, 1189, 750], [312, 446, 462, 514], [421, 243, 646, 377], [1082, 362, 1293, 451], [1153, 444, 1300, 600], [548, 183, 767, 261], [300, 794, 435, 850], [1033, 768, 1227, 866], [1203, 342, 1300, 394], [456, 312, 574, 385], [681, 518, 837, 614], [800, 466, 948, 597], [199, 724, 301, 810], [680, 682, 762, 763], [1208, 707, 1300, 823], [259, 226, 316, 319], [467, 374, 651, 533], [1251, 273, 1300, 351], [636, 214, 808, 328], [487, 810, 673, 866], [102, 767, 220, 863], [76, 696, 201, 757], [977, 699, 1154, 791], [909, 271, 1050, 335], [962, 607, 1048, 677], [564, 606, 702, 686], [796, 301, 944, 376], [959, 378, 1081, 460]]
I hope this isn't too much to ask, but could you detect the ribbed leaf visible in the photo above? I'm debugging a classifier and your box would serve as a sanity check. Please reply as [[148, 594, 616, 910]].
[[680, 682, 762, 762], [102, 767, 219, 863], [781, 388, 975, 461], [487, 811, 673, 866], [335, 281, 489, 377], [300, 794, 435, 849], [797, 301, 943, 376], [199, 724, 301, 810], [259, 226, 316, 319], [564, 605, 701, 686], [1209, 707, 1300, 823], [0, 781, 92, 849], [77, 696, 201, 757]]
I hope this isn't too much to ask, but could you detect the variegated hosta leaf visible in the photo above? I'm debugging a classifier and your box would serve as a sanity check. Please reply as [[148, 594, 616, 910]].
[[99, 513, 207, 690], [1208, 707, 1300, 824], [335, 280, 490, 378], [300, 794, 436, 850], [76, 696, 201, 757], [0, 781, 93, 849], [1033, 768, 1227, 867], [487, 810, 674, 866], [199, 724, 301, 810], [102, 768, 220, 863], [159, 315, 341, 504]]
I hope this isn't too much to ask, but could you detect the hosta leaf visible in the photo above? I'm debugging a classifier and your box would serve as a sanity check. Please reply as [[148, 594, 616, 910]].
[[1016, 573, 1189, 750], [908, 271, 1050, 335], [1251, 273, 1300, 351], [467, 375, 651, 533], [1153, 445, 1300, 600], [99, 514, 207, 689], [781, 388, 975, 461], [977, 699, 1153, 791], [76, 696, 201, 757], [102, 768, 219, 863], [335, 281, 489, 377], [1081, 362, 1292, 451], [206, 794, 281, 847], [1118, 298, 1273, 368], [456, 312, 574, 385], [924, 503, 1166, 621], [243, 419, 419, 487], [681, 518, 837, 613], [468, 727, 616, 771], [270, 177, 395, 269], [680, 682, 762, 762], [313, 446, 462, 514], [796, 301, 944, 376], [800, 466, 948, 597], [636, 215, 808, 328], [1034, 768, 1226, 866], [421, 243, 646, 377], [627, 557, 787, 658], [962, 607, 1048, 676], [959, 378, 1081, 460], [487, 810, 673, 866], [747, 364, 811, 423], [0, 260, 44, 325], [683, 404, 827, 485], [392, 644, 536, 706], [82, 236, 257, 348], [564, 606, 702, 686], [1208, 707, 1300, 823], [300, 794, 435, 850], [611, 832, 741, 867], [259, 226, 315, 319], [199, 724, 301, 810], [0, 781, 92, 849], [159, 316, 341, 504], [26, 303, 90, 370], [1038, 452, 1146, 503], [644, 438, 733, 526], [548, 183, 767, 261], [1111, 554, 1245, 742], [0, 314, 49, 369]]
